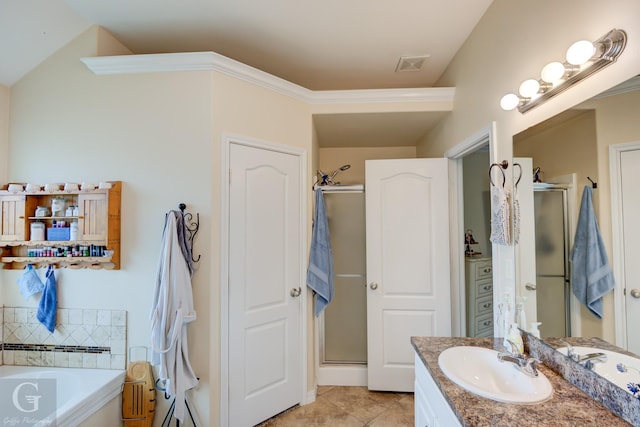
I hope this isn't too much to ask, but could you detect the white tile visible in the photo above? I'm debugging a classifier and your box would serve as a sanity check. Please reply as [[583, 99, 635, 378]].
[[110, 340, 126, 355], [27, 308, 38, 324], [68, 309, 83, 325], [54, 352, 69, 368], [56, 309, 69, 325], [26, 351, 42, 366], [4, 350, 15, 365], [112, 310, 126, 326], [4, 307, 15, 323], [14, 308, 27, 323], [111, 354, 126, 370], [68, 353, 83, 368], [82, 353, 97, 369], [14, 351, 27, 365], [97, 310, 112, 326], [41, 352, 54, 367], [82, 309, 97, 326], [97, 353, 111, 369], [111, 326, 126, 340], [90, 326, 110, 346]]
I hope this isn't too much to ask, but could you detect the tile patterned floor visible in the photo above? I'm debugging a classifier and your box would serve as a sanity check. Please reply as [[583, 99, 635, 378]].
[[259, 386, 414, 426]]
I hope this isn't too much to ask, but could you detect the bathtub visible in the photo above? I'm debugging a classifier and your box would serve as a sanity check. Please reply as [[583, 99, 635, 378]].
[[0, 365, 125, 427]]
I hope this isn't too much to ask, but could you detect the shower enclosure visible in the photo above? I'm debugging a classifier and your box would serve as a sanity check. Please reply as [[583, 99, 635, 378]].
[[533, 184, 571, 337], [319, 186, 367, 365]]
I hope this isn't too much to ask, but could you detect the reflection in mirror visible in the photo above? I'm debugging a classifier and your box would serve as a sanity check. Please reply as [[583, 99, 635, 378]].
[[513, 75, 640, 344]]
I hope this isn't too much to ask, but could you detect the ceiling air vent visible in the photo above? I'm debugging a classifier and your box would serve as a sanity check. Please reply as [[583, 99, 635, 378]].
[[395, 55, 430, 72]]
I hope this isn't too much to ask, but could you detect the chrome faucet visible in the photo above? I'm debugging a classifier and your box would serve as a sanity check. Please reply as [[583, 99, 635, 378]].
[[497, 340, 540, 378], [560, 340, 608, 370]]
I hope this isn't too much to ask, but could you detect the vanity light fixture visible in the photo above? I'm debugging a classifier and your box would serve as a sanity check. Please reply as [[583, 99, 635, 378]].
[[500, 28, 627, 113]]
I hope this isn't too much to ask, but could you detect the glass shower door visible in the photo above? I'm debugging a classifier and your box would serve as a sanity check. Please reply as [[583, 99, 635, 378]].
[[322, 191, 367, 364]]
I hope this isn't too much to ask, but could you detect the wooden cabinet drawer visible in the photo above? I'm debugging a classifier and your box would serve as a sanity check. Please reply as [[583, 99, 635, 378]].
[[475, 295, 493, 317], [475, 262, 493, 279], [475, 314, 494, 335], [475, 279, 493, 298]]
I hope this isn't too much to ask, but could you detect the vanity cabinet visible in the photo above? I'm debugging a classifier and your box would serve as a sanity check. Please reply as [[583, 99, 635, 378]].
[[414, 354, 461, 427], [0, 182, 121, 269], [465, 257, 493, 337]]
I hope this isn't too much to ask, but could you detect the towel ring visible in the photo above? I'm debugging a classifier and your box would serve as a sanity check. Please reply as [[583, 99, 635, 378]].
[[513, 162, 522, 188], [489, 161, 509, 187]]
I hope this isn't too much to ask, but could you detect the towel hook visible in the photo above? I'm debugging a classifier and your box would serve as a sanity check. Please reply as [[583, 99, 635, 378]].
[[489, 160, 509, 187], [587, 177, 598, 189], [178, 203, 201, 263]]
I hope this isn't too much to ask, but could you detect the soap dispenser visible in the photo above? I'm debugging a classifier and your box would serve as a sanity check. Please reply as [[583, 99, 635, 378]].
[[507, 323, 524, 354], [530, 322, 542, 338]]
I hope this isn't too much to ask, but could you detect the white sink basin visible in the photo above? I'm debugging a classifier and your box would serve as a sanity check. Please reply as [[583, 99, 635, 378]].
[[557, 346, 640, 393], [438, 346, 553, 404]]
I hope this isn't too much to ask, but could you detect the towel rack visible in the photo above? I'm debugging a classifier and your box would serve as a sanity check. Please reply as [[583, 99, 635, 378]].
[[489, 160, 509, 187], [178, 203, 201, 263]]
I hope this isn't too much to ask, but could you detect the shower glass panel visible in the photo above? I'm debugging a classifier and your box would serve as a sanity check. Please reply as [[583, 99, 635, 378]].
[[322, 191, 367, 364], [533, 188, 570, 337]]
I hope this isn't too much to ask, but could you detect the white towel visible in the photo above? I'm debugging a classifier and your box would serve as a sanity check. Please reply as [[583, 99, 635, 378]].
[[490, 184, 511, 246]]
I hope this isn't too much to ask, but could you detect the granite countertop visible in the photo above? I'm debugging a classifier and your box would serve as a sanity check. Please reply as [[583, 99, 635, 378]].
[[411, 337, 631, 426]]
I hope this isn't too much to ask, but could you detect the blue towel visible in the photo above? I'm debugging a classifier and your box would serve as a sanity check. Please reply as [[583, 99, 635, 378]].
[[17, 264, 44, 300], [306, 189, 334, 316], [37, 265, 57, 333], [570, 186, 615, 318]]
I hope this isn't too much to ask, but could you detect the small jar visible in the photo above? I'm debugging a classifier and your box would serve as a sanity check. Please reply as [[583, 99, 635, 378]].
[[35, 206, 50, 217]]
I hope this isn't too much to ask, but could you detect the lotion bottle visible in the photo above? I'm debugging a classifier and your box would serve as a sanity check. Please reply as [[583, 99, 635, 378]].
[[530, 322, 542, 338], [507, 323, 524, 354]]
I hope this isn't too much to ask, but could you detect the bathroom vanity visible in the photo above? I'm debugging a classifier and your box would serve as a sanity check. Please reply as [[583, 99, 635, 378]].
[[412, 336, 633, 426]]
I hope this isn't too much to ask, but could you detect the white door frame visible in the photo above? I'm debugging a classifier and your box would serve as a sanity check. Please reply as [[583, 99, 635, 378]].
[[610, 140, 640, 349], [220, 133, 308, 426], [444, 122, 495, 337]]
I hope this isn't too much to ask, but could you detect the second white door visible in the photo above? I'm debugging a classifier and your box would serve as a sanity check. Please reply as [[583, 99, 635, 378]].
[[366, 158, 451, 392]]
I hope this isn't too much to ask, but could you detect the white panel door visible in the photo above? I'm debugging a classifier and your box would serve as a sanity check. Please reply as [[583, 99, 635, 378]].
[[366, 158, 451, 392], [621, 148, 640, 354], [228, 142, 302, 426]]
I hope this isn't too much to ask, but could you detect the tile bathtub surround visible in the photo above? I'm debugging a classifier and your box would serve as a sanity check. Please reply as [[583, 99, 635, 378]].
[[1, 307, 126, 370], [525, 333, 640, 426]]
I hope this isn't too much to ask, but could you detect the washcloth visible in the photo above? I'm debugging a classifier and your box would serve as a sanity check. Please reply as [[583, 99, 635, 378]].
[[36, 265, 57, 333], [306, 188, 334, 316], [570, 185, 615, 318], [17, 264, 44, 300]]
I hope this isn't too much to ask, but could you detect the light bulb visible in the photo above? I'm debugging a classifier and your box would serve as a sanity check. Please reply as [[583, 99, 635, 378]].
[[519, 79, 540, 98], [566, 40, 596, 65], [540, 62, 565, 83], [500, 93, 520, 111]]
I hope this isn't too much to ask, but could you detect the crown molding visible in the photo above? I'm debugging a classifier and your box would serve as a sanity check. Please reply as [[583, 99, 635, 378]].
[[80, 51, 454, 106]]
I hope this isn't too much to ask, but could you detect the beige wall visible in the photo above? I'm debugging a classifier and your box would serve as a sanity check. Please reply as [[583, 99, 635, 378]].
[[0, 85, 8, 195], [5, 27, 215, 425], [462, 151, 491, 258], [420, 0, 640, 343], [318, 146, 416, 185]]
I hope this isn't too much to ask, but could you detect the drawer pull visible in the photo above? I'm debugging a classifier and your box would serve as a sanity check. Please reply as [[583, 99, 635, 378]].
[[482, 303, 492, 309]]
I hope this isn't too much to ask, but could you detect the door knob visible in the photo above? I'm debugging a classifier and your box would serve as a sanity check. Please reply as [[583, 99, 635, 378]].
[[630, 289, 640, 299], [369, 282, 378, 290], [290, 287, 301, 297], [525, 282, 537, 291]]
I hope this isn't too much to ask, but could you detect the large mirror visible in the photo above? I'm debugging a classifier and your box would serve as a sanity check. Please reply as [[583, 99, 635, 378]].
[[513, 75, 640, 349]]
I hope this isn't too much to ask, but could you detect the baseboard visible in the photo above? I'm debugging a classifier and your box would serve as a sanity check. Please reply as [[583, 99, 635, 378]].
[[317, 364, 368, 386]]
